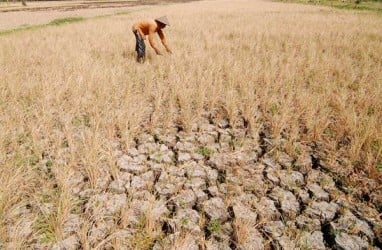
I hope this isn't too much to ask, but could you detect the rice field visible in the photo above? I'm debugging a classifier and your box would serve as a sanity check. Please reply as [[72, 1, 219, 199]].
[[0, 0, 381, 247]]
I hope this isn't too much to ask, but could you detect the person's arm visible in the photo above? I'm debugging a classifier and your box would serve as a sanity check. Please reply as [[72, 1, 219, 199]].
[[157, 29, 172, 54], [148, 29, 162, 55]]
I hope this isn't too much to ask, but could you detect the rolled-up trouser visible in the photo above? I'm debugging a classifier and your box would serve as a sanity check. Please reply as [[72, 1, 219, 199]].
[[134, 30, 145, 60]]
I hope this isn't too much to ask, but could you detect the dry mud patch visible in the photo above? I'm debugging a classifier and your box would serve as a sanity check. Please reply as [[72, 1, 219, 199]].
[[8, 111, 381, 249]]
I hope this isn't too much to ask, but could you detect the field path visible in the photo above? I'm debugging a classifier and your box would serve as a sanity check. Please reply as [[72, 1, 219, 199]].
[[0, 0, 192, 31]]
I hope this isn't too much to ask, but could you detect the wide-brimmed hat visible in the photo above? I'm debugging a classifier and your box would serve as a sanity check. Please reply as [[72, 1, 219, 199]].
[[155, 16, 170, 26]]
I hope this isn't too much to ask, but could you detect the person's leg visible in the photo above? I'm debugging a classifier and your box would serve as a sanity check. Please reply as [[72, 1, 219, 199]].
[[134, 31, 140, 62], [134, 31, 146, 63], [134, 32, 139, 55]]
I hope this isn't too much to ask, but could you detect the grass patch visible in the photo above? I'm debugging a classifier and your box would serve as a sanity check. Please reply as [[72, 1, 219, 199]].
[[377, 163, 382, 172], [283, 0, 382, 13], [0, 17, 85, 36], [0, 25, 37, 36], [208, 219, 221, 234], [196, 147, 214, 157], [34, 216, 56, 244], [130, 214, 162, 249], [49, 17, 84, 26], [0, 10, 132, 36]]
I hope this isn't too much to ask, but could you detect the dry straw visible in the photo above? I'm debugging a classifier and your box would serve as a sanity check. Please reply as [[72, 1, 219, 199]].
[[0, 0, 381, 247]]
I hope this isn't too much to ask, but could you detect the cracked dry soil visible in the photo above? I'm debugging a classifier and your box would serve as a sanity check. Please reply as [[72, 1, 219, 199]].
[[15, 111, 382, 249]]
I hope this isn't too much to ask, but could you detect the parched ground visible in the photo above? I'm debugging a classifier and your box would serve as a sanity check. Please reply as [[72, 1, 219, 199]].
[[31, 112, 381, 249], [7, 111, 381, 249]]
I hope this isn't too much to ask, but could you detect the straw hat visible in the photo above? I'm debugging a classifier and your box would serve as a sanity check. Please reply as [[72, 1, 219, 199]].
[[155, 16, 170, 26]]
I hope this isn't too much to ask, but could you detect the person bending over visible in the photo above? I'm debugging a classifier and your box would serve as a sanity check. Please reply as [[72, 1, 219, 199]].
[[132, 16, 172, 63]]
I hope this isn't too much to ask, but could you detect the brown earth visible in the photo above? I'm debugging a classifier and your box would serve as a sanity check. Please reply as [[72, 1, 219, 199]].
[[10, 110, 381, 249]]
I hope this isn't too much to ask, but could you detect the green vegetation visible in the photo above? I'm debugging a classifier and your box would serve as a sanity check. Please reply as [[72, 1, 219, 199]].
[[284, 0, 382, 13], [0, 18, 84, 36], [0, 11, 131, 37], [180, 216, 189, 225], [34, 214, 56, 244], [377, 163, 382, 172], [154, 134, 164, 144], [130, 214, 162, 249], [196, 147, 214, 157], [208, 219, 221, 234], [72, 114, 91, 127], [49, 17, 84, 26], [45, 160, 53, 168], [270, 103, 280, 116]]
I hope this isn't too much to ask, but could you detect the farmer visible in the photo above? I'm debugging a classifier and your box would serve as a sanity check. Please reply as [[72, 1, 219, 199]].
[[132, 16, 172, 63]]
